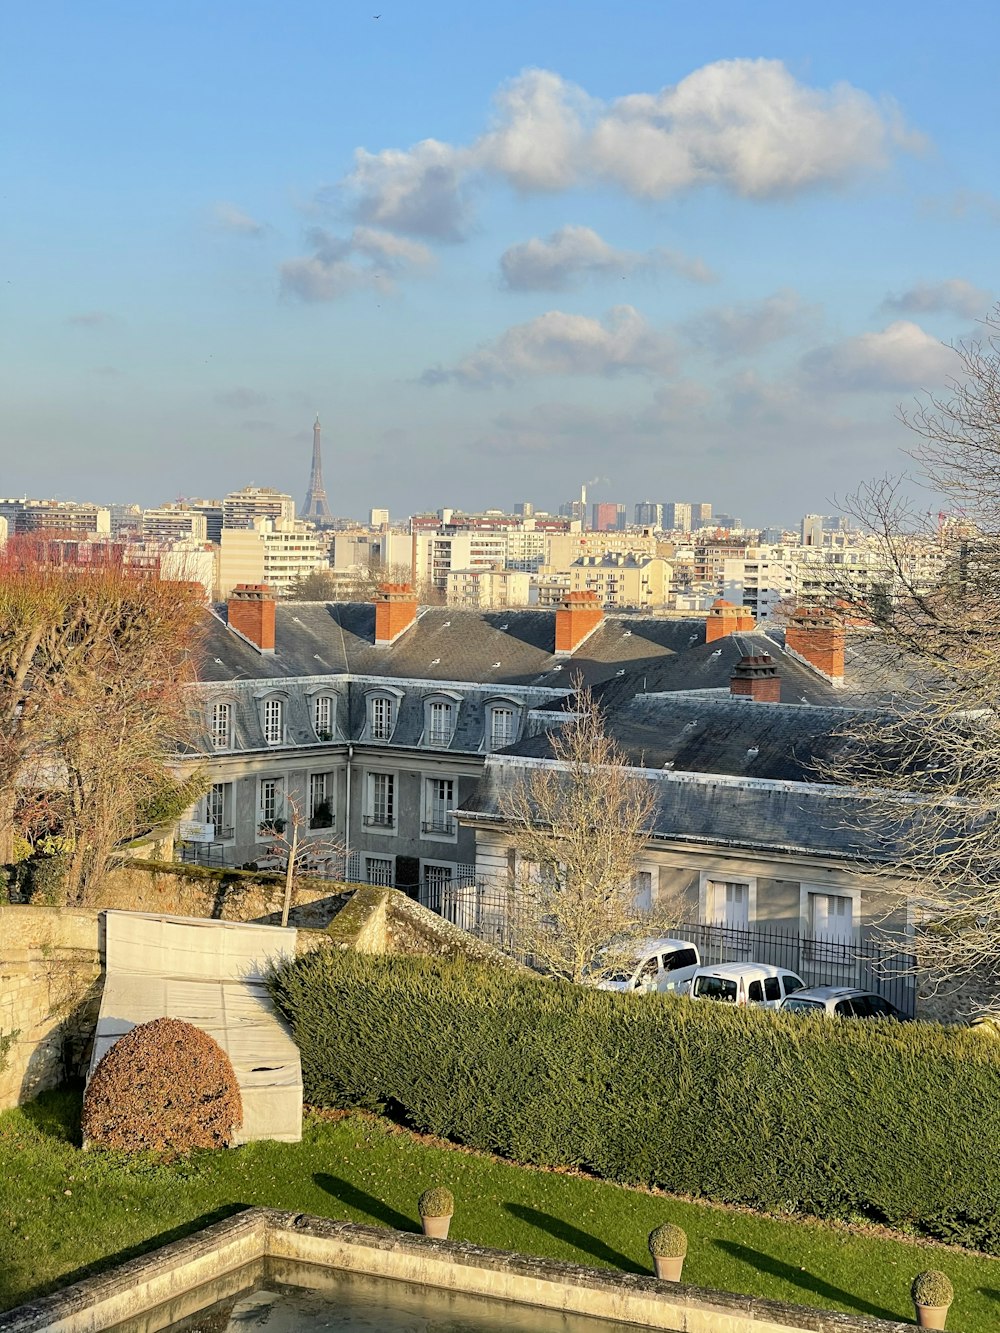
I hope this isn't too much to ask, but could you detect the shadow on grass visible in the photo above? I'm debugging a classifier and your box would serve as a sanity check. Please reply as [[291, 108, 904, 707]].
[[15, 1085, 84, 1144], [503, 1203, 645, 1274], [714, 1240, 899, 1322], [313, 1173, 415, 1231], [979, 1287, 1000, 1303], [6, 1205, 249, 1312]]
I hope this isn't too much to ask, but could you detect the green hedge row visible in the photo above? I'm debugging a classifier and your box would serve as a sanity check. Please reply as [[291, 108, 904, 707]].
[[267, 951, 1000, 1252]]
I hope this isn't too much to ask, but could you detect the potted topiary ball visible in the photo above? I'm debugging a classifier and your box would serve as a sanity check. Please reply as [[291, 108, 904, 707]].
[[418, 1187, 455, 1239], [911, 1271, 954, 1329], [648, 1222, 688, 1281]]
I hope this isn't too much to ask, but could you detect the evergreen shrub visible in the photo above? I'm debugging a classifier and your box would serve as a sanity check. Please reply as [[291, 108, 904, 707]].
[[418, 1187, 454, 1217], [267, 951, 1000, 1251]]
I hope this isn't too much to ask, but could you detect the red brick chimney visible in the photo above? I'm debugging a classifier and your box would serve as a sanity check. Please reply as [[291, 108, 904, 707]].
[[730, 654, 781, 702], [706, 598, 756, 644], [374, 582, 418, 645], [555, 591, 604, 654], [228, 584, 276, 652], [785, 605, 845, 683]]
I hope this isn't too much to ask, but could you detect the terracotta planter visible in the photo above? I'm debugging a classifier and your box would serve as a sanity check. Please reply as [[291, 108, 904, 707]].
[[421, 1213, 452, 1239], [914, 1304, 950, 1330], [652, 1255, 684, 1282]]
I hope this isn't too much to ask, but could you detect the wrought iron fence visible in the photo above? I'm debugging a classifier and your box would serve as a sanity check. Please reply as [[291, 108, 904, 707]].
[[414, 878, 918, 1017]]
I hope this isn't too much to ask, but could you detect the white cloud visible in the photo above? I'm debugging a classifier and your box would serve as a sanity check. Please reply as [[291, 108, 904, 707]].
[[213, 202, 268, 236], [685, 289, 813, 357], [476, 69, 591, 192], [345, 139, 472, 240], [500, 225, 714, 291], [280, 226, 432, 301], [335, 61, 918, 240], [423, 305, 675, 386], [590, 60, 917, 199], [800, 321, 957, 391], [881, 278, 991, 320]]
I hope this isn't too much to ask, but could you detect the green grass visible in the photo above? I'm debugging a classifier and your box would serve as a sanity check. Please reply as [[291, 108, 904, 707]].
[[1, 1089, 998, 1328]]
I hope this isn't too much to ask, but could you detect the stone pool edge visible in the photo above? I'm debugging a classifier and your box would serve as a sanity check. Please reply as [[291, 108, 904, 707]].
[[0, 1207, 915, 1333]]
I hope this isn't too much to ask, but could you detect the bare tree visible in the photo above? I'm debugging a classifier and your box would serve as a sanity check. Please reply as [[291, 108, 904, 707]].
[[254, 792, 346, 927], [835, 310, 1000, 1007], [0, 539, 203, 902], [497, 684, 668, 984]]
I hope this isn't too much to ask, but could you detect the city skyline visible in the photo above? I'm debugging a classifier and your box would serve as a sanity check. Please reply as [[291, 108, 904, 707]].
[[3, 1, 998, 517]]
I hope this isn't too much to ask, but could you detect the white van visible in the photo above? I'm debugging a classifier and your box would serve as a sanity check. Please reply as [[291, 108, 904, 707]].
[[688, 962, 805, 1010], [596, 937, 702, 995]]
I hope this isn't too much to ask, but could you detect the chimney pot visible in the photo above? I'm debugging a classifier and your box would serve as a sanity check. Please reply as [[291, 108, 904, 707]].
[[373, 581, 418, 645], [730, 653, 781, 702], [555, 590, 604, 654]]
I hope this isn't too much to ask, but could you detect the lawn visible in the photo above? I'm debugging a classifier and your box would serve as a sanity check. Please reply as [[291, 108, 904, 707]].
[[1, 1089, 997, 1329]]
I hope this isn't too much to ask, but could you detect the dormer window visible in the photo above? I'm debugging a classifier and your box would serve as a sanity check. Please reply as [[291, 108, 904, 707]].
[[488, 703, 518, 751], [424, 698, 456, 751], [370, 695, 395, 741], [210, 702, 233, 751], [263, 697, 284, 746], [313, 694, 334, 741]]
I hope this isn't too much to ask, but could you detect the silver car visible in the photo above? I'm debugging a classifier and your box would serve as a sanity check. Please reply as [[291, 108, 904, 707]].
[[779, 986, 906, 1020]]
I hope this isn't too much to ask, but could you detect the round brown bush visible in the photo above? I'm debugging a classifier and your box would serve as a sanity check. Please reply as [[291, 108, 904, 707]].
[[82, 1017, 242, 1156]]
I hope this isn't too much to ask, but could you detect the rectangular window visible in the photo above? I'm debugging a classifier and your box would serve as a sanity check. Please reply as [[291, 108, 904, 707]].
[[313, 695, 333, 738], [205, 782, 232, 839], [366, 856, 393, 886], [370, 696, 394, 740], [709, 880, 751, 929], [211, 702, 232, 750], [259, 777, 282, 827], [310, 772, 333, 828], [808, 891, 855, 961], [427, 700, 453, 745], [632, 869, 653, 911], [263, 698, 283, 745], [366, 772, 395, 827], [425, 863, 453, 891], [490, 707, 516, 750], [423, 777, 455, 835]]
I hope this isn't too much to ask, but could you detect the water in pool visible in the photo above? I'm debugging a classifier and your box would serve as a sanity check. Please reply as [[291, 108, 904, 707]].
[[108, 1259, 649, 1333]]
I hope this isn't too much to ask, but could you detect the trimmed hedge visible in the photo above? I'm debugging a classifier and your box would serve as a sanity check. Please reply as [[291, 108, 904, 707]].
[[268, 951, 1000, 1252]]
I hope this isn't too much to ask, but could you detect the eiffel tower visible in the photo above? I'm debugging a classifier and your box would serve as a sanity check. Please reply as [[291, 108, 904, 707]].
[[302, 415, 332, 520]]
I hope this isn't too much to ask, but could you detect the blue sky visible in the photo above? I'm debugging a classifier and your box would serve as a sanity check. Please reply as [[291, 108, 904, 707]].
[[2, 0, 998, 524]]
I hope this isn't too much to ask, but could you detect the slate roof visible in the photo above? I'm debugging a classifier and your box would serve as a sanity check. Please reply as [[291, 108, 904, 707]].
[[512, 694, 886, 784], [195, 602, 854, 702], [461, 756, 913, 864]]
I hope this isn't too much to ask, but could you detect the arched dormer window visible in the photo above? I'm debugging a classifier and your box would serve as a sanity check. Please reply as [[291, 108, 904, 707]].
[[365, 686, 404, 742], [485, 697, 520, 752], [209, 700, 235, 751], [312, 693, 335, 741], [423, 689, 462, 747]]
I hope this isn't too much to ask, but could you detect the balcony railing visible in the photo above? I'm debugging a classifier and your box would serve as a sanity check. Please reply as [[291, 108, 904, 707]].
[[422, 817, 455, 836], [363, 813, 395, 828]]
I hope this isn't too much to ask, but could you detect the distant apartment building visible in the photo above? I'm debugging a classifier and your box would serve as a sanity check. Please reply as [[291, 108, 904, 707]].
[[414, 530, 509, 592], [0, 516, 8, 546], [189, 499, 224, 543], [109, 503, 142, 536], [691, 503, 713, 527], [713, 513, 741, 531], [634, 501, 663, 527], [545, 531, 657, 570], [592, 502, 626, 532], [0, 498, 111, 537], [446, 566, 532, 609], [141, 505, 208, 544], [569, 553, 671, 609], [801, 514, 849, 546], [663, 502, 692, 533], [369, 508, 390, 528], [222, 486, 297, 530], [218, 519, 329, 598]]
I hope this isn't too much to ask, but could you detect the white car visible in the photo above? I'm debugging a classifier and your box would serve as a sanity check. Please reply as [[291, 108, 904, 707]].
[[596, 937, 702, 995], [688, 962, 805, 1009]]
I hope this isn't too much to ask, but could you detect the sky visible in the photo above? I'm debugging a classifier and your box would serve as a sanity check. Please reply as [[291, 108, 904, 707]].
[[2, 0, 999, 526]]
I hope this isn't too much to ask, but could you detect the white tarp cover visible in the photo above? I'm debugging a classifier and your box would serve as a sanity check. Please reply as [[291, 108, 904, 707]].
[[88, 911, 303, 1144]]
